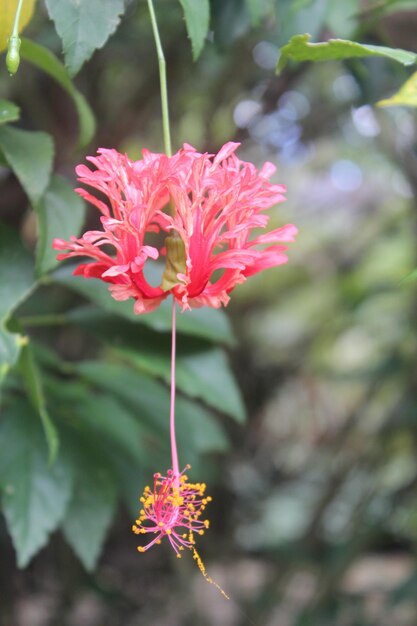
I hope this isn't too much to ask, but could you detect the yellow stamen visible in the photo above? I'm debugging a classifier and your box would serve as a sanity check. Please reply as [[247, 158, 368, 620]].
[[192, 547, 229, 600]]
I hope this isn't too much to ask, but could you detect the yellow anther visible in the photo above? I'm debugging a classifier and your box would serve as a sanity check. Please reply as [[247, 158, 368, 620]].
[[192, 548, 229, 600], [137, 546, 145, 553]]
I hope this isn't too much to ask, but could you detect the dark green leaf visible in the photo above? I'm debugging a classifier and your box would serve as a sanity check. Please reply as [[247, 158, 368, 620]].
[[20, 39, 96, 147], [35, 175, 85, 276], [76, 361, 229, 461], [53, 267, 235, 344], [43, 377, 151, 515], [116, 339, 245, 422], [0, 126, 54, 205], [66, 308, 243, 419], [18, 342, 59, 463], [0, 225, 35, 321], [62, 444, 117, 571], [45, 0, 125, 76], [73, 393, 153, 465], [0, 99, 20, 125], [105, 449, 143, 516], [0, 224, 35, 383], [277, 34, 417, 74], [0, 402, 73, 567], [178, 0, 210, 60]]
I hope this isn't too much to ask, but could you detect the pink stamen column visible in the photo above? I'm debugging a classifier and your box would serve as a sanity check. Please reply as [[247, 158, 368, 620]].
[[170, 297, 180, 481]]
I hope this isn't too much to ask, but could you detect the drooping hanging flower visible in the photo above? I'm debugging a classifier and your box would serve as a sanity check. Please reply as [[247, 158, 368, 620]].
[[132, 465, 228, 597], [53, 142, 297, 314], [132, 466, 210, 556]]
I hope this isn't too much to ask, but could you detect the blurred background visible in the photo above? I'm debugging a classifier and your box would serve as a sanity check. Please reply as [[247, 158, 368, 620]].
[[1, 1, 417, 625]]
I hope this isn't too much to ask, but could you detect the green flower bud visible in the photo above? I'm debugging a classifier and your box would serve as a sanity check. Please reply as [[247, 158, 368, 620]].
[[6, 35, 21, 75]]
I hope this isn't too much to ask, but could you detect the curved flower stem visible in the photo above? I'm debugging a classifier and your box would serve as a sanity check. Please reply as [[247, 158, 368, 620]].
[[170, 298, 179, 477], [146, 0, 172, 158], [10, 0, 25, 39]]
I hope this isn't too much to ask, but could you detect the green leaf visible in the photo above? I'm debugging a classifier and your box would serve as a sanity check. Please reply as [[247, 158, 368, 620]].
[[35, 175, 85, 276], [378, 70, 417, 108], [105, 448, 143, 516], [72, 393, 153, 465], [20, 39, 95, 147], [65, 308, 242, 418], [0, 99, 20, 125], [18, 342, 59, 463], [167, 346, 245, 422], [0, 224, 35, 384], [124, 343, 245, 421], [0, 329, 25, 384], [76, 361, 229, 462], [0, 126, 54, 205], [45, 0, 125, 76], [277, 34, 417, 74], [178, 0, 210, 60], [105, 330, 245, 422], [0, 402, 73, 567], [53, 267, 235, 344], [44, 362, 167, 469], [62, 443, 117, 571], [0, 225, 35, 321]]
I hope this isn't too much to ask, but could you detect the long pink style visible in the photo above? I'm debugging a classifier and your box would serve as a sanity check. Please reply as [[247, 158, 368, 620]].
[[170, 297, 179, 478]]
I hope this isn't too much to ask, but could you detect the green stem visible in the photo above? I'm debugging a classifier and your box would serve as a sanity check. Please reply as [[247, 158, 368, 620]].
[[11, 0, 25, 38], [147, 0, 172, 157]]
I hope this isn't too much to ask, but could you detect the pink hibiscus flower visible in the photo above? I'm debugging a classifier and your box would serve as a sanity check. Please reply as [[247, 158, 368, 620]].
[[132, 465, 228, 597], [53, 142, 297, 313], [132, 466, 211, 556]]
